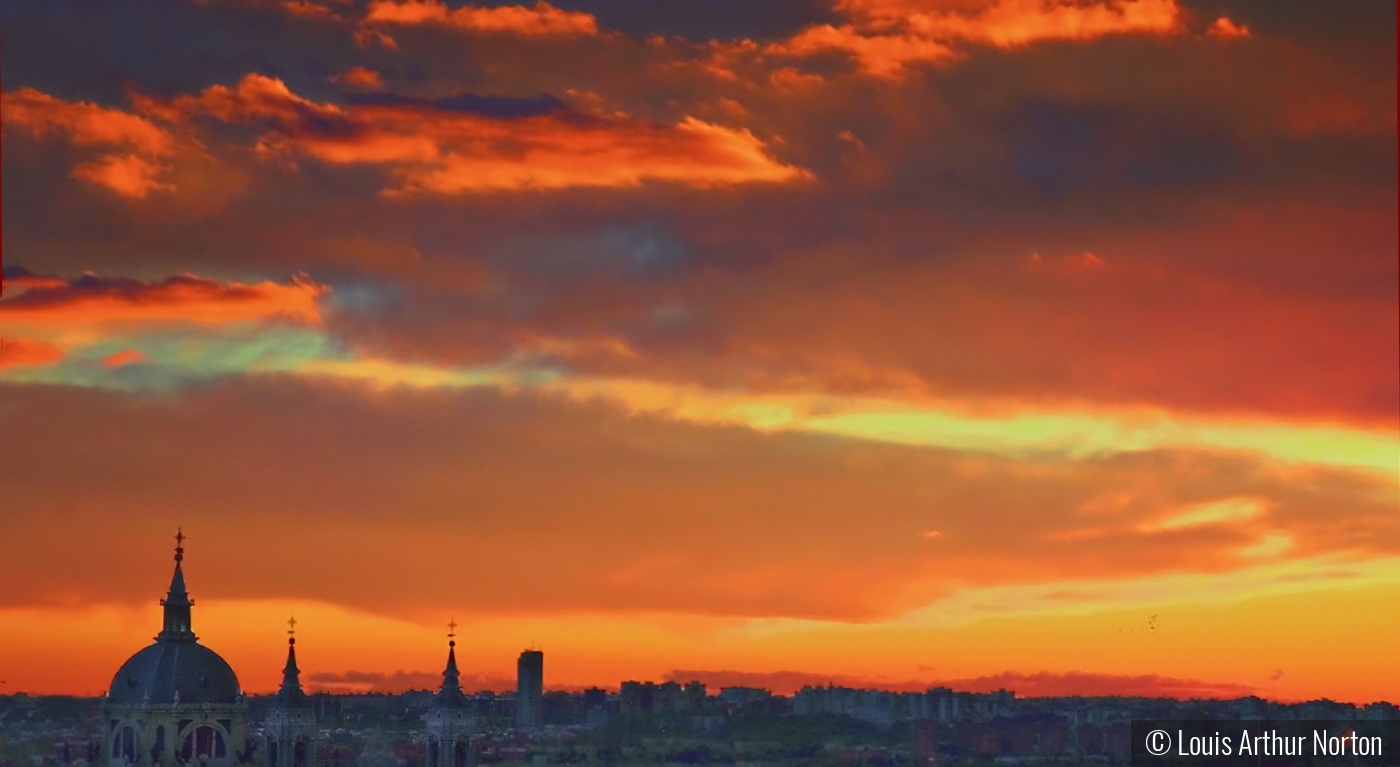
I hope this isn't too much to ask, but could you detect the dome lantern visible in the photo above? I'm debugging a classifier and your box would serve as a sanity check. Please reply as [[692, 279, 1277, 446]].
[[158, 528, 196, 642]]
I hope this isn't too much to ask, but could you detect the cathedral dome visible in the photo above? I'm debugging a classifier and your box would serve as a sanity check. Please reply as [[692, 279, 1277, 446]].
[[108, 641, 242, 705], [105, 530, 242, 707]]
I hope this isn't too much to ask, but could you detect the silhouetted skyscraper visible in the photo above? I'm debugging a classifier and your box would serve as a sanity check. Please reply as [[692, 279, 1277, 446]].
[[515, 650, 543, 729]]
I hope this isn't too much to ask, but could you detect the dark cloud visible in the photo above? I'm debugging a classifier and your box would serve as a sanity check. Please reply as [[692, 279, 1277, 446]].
[[1003, 98, 1242, 200], [664, 669, 1259, 698], [545, 0, 839, 42], [498, 220, 691, 280], [0, 0, 361, 105], [323, 210, 1399, 425], [306, 669, 513, 693], [1182, 0, 1397, 69], [342, 90, 567, 117], [0, 270, 326, 324]]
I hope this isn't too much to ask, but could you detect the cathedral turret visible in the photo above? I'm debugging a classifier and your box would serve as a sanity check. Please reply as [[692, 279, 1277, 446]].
[[157, 529, 195, 641], [265, 618, 316, 767], [435, 625, 468, 708], [423, 622, 474, 767], [274, 619, 309, 708]]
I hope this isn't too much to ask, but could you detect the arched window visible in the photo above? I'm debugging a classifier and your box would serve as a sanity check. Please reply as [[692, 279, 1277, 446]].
[[181, 726, 224, 761], [292, 739, 305, 767], [453, 741, 467, 767], [114, 726, 137, 762], [151, 726, 166, 764], [268, 741, 279, 767], [428, 742, 439, 767]]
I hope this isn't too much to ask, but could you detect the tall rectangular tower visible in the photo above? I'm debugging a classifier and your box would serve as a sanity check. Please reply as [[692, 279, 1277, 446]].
[[515, 650, 544, 729]]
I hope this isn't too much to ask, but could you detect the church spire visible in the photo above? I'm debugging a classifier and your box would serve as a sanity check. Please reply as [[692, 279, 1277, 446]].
[[274, 616, 310, 708], [282, 617, 302, 688], [434, 620, 467, 708], [158, 528, 196, 641]]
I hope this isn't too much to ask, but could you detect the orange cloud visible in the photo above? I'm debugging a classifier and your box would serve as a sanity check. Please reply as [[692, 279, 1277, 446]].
[[770, 25, 958, 78], [355, 26, 399, 49], [2, 88, 180, 196], [775, 0, 1183, 76], [331, 66, 385, 89], [3, 272, 67, 291], [134, 73, 342, 128], [1, 88, 175, 155], [392, 115, 811, 194], [364, 0, 597, 37], [888, 0, 1181, 47], [0, 337, 64, 370], [1207, 16, 1250, 40], [69, 154, 173, 198], [279, 0, 347, 21], [138, 74, 809, 193], [0, 273, 329, 328], [1283, 91, 1375, 136], [102, 350, 147, 368]]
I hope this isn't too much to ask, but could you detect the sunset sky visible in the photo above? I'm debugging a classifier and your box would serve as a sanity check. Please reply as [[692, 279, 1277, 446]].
[[0, 0, 1396, 705]]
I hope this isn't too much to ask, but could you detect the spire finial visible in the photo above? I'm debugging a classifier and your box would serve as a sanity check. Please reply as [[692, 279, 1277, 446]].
[[276, 616, 308, 707], [159, 530, 194, 641], [436, 621, 464, 706]]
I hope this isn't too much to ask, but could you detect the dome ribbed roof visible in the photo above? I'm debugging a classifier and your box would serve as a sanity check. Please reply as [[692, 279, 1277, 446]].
[[108, 641, 241, 705]]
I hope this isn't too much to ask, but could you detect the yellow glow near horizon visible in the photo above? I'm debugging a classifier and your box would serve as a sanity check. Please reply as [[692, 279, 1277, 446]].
[[733, 554, 1400, 637], [1139, 497, 1267, 532], [286, 357, 1400, 476], [4, 582, 1397, 704]]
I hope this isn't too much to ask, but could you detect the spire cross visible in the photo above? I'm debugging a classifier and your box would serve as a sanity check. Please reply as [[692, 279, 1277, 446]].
[[174, 529, 185, 548], [287, 616, 297, 636], [447, 620, 457, 639]]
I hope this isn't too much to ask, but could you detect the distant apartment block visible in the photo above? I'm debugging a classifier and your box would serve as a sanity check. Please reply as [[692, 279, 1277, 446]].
[[515, 651, 543, 730], [792, 686, 1015, 726]]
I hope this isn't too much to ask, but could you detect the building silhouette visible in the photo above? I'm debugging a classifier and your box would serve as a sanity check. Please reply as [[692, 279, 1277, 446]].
[[102, 531, 249, 767], [515, 651, 543, 730], [263, 618, 317, 767], [422, 624, 473, 767]]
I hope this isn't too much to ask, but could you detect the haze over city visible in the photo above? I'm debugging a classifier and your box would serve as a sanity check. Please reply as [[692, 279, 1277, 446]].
[[1, 0, 1397, 709]]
